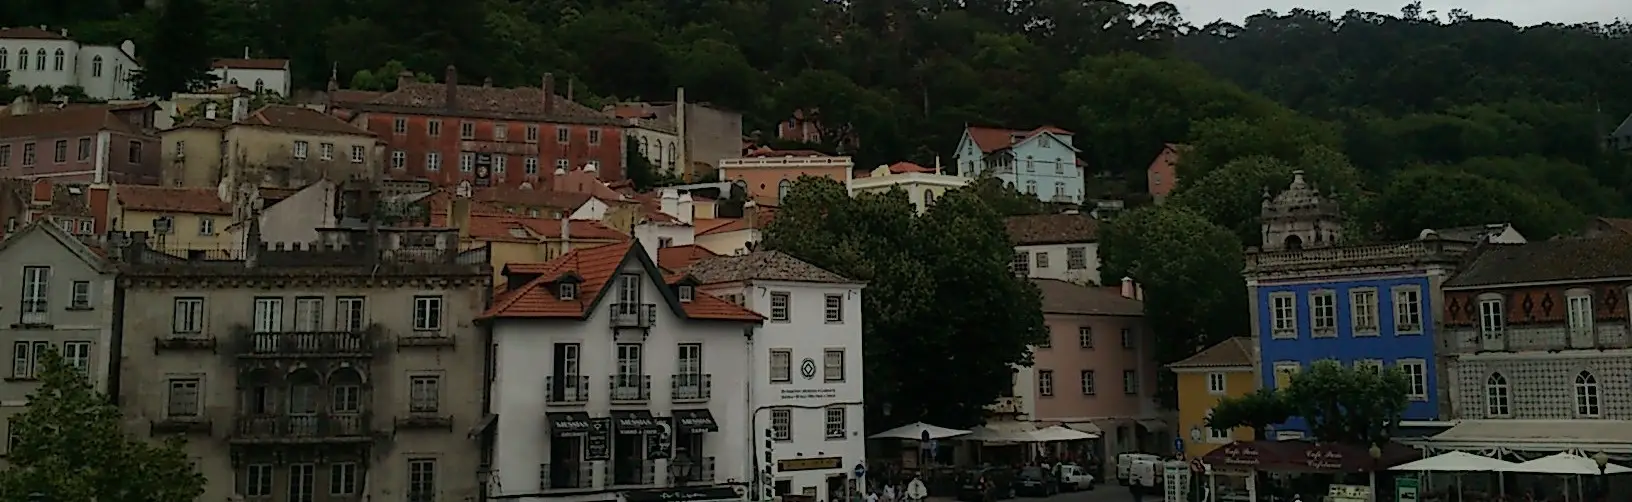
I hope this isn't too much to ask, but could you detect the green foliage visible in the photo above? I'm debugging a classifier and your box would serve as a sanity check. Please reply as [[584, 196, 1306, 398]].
[[1097, 206, 1247, 407], [349, 61, 436, 91], [965, 177, 1048, 217], [0, 347, 204, 502], [132, 0, 219, 97], [1371, 167, 1587, 240], [764, 176, 1046, 428], [1207, 388, 1294, 440], [174, 91, 289, 122], [1169, 146, 1363, 246], [1211, 361, 1410, 445]]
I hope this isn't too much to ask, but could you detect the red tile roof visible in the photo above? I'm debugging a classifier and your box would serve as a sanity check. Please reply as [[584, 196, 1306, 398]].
[[0, 27, 68, 40], [212, 58, 290, 70], [359, 71, 619, 125], [0, 105, 144, 139], [966, 125, 1075, 153], [482, 241, 762, 322], [115, 185, 231, 215], [696, 207, 776, 236], [657, 244, 720, 271], [239, 105, 375, 136]]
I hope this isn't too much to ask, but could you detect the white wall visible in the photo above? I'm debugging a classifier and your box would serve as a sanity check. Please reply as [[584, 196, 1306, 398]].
[[569, 198, 608, 221], [211, 67, 290, 97], [0, 38, 137, 100], [491, 259, 753, 502], [706, 279, 866, 501], [1015, 242, 1101, 286]]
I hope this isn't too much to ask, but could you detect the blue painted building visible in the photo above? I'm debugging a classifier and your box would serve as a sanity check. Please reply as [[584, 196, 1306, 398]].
[[953, 125, 1083, 203], [1243, 172, 1495, 438]]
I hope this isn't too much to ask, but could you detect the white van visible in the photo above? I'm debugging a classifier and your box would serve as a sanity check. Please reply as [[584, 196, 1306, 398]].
[[1055, 463, 1096, 491], [1116, 453, 1161, 485]]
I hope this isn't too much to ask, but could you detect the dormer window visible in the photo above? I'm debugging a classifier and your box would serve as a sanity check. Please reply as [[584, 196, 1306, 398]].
[[678, 286, 694, 303], [560, 282, 578, 301]]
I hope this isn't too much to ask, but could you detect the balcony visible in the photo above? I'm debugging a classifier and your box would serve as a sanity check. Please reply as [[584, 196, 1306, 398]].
[[671, 374, 711, 402], [609, 303, 657, 329], [609, 374, 651, 403], [546, 375, 590, 405], [154, 334, 218, 352], [150, 417, 213, 435], [237, 329, 375, 358], [394, 413, 454, 431], [608, 458, 657, 487], [541, 462, 595, 492], [669, 456, 717, 485], [231, 413, 372, 443], [18, 300, 49, 327], [396, 331, 456, 348]]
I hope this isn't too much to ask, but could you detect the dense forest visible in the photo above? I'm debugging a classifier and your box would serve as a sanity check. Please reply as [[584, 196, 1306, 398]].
[[5, 0, 1632, 238]]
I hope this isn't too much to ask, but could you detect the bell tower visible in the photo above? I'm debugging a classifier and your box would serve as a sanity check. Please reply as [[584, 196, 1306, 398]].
[[1261, 170, 1343, 251]]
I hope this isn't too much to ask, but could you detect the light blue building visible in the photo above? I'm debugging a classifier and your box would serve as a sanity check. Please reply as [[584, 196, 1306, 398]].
[[1243, 172, 1519, 439], [953, 125, 1083, 203]]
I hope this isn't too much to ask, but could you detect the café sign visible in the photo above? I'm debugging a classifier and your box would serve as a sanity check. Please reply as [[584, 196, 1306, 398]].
[[1222, 446, 1259, 465], [1305, 449, 1344, 470]]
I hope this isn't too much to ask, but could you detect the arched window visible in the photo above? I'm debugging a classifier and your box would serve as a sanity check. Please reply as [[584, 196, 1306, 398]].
[[778, 179, 792, 200], [91, 55, 103, 77], [667, 143, 677, 167], [0, 49, 8, 70], [1485, 373, 1509, 417], [640, 137, 650, 159], [16, 49, 28, 71], [34, 49, 45, 70], [923, 189, 935, 206], [52, 49, 64, 71], [1575, 371, 1600, 417], [654, 139, 664, 163], [254, 79, 265, 94]]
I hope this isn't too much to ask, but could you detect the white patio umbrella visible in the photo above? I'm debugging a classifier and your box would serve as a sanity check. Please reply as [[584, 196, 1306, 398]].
[[1391, 451, 1517, 472], [869, 421, 972, 440], [1032, 425, 1099, 442], [1505, 452, 1632, 475]]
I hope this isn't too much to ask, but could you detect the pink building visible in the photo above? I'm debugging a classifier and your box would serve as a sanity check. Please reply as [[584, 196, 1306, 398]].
[[1026, 278, 1165, 470], [1146, 143, 1186, 204]]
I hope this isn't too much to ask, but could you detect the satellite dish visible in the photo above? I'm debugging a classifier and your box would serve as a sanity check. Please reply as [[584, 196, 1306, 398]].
[[456, 180, 473, 198], [519, 182, 534, 190]]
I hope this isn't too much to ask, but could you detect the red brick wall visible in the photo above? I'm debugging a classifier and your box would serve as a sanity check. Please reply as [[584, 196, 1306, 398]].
[[362, 113, 625, 186]]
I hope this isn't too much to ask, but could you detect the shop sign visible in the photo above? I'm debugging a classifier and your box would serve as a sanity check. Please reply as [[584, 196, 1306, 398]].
[[623, 486, 743, 502], [1221, 446, 1259, 465], [780, 388, 839, 400], [1305, 449, 1344, 470], [778, 457, 843, 472]]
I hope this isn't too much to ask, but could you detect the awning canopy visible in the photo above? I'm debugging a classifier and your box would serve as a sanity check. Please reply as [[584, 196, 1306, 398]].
[[1063, 422, 1104, 435], [869, 421, 971, 440], [1034, 425, 1099, 441], [1137, 419, 1169, 432], [548, 412, 591, 436], [1505, 452, 1632, 475], [1416, 419, 1632, 454], [1390, 451, 1517, 472], [1200, 440, 1421, 473], [673, 409, 719, 433], [613, 410, 657, 434]]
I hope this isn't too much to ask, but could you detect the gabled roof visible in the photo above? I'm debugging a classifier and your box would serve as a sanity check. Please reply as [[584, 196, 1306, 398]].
[[1033, 279, 1143, 316], [658, 244, 720, 272], [1612, 114, 1632, 138], [212, 58, 290, 70], [358, 75, 619, 125], [1594, 217, 1632, 235], [116, 185, 231, 215], [1444, 237, 1632, 289], [0, 105, 145, 139], [482, 241, 761, 322], [0, 27, 68, 40], [173, 105, 376, 137], [685, 251, 856, 285], [0, 220, 111, 272], [965, 125, 1075, 154], [1005, 213, 1099, 245], [1168, 337, 1255, 370]]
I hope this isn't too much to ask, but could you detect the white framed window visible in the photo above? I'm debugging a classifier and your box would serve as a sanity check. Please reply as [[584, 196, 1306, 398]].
[[770, 408, 792, 440], [246, 464, 275, 497], [173, 298, 204, 333], [1394, 287, 1423, 333], [1038, 370, 1054, 396], [555, 158, 569, 171], [460, 152, 474, 172], [493, 123, 508, 141], [391, 118, 407, 134], [1309, 290, 1336, 336], [166, 377, 201, 417], [1272, 361, 1300, 389], [1206, 372, 1226, 394], [10, 341, 48, 379], [1035, 252, 1049, 269], [1397, 359, 1428, 401], [1485, 372, 1510, 418], [493, 154, 506, 173], [588, 129, 602, 145], [1011, 251, 1029, 276], [1067, 247, 1087, 270], [524, 157, 539, 174], [407, 458, 437, 502], [336, 297, 365, 332], [824, 294, 843, 323], [769, 349, 791, 383], [1080, 370, 1095, 395], [1566, 289, 1594, 347], [70, 281, 91, 309], [427, 120, 442, 136], [559, 282, 577, 300], [391, 150, 406, 169], [1478, 294, 1504, 350], [409, 375, 442, 413], [1123, 370, 1138, 395], [1078, 327, 1093, 348], [525, 125, 539, 142], [770, 292, 790, 322], [1270, 293, 1296, 338], [413, 296, 443, 331], [330, 463, 359, 495], [1575, 370, 1600, 417], [1354, 359, 1382, 374], [350, 145, 365, 163], [1206, 409, 1231, 442], [22, 265, 49, 324], [62, 341, 90, 372], [319, 143, 334, 161], [823, 349, 845, 382], [1350, 288, 1378, 334], [293, 140, 309, 159], [426, 152, 441, 171], [1121, 328, 1135, 349], [557, 127, 570, 144], [460, 121, 475, 139], [824, 406, 846, 439], [199, 217, 215, 236], [252, 297, 283, 333], [677, 285, 694, 302], [294, 297, 323, 332]]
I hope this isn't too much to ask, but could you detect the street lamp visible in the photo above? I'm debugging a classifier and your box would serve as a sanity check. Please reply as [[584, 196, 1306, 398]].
[[1368, 445, 1384, 502], [1593, 452, 1610, 497]]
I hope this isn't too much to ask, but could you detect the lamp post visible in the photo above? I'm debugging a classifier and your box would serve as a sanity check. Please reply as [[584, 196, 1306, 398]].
[[1593, 452, 1610, 499], [1368, 445, 1384, 502]]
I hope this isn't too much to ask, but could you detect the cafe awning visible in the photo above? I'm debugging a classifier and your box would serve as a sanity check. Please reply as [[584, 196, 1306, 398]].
[[673, 409, 720, 433], [1200, 440, 1421, 473], [548, 412, 591, 436], [613, 410, 657, 434]]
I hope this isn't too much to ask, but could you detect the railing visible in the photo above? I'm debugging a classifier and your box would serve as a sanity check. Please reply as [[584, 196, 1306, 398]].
[[610, 304, 657, 329], [608, 459, 657, 486], [232, 414, 369, 441], [1245, 240, 1472, 273], [672, 374, 711, 402], [541, 462, 596, 491], [241, 330, 372, 356], [546, 375, 590, 404], [20, 299, 48, 325], [669, 457, 717, 485], [720, 156, 852, 168], [610, 374, 651, 402]]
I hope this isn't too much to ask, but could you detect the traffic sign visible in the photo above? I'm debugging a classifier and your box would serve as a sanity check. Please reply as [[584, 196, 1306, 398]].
[[1173, 437, 1185, 454], [854, 463, 867, 478]]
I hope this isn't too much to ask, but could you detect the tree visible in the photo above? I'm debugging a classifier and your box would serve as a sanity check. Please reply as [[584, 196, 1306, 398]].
[[1208, 388, 1293, 440], [132, 0, 219, 97], [1367, 167, 1586, 240], [1285, 361, 1411, 444], [763, 176, 1046, 428], [0, 347, 205, 501], [965, 177, 1047, 217], [1169, 146, 1364, 247], [1098, 206, 1247, 407]]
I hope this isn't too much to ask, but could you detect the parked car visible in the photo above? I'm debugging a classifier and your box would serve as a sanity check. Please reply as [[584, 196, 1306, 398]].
[[1012, 466, 1058, 497], [1054, 463, 1095, 491], [956, 467, 1015, 502]]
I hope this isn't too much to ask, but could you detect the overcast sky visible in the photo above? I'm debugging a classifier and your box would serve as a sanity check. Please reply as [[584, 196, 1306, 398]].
[[1174, 0, 1632, 26]]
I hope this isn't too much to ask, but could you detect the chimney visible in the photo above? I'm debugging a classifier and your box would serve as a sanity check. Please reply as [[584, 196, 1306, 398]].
[[231, 96, 249, 122], [205, 102, 218, 120], [1120, 277, 1136, 299], [396, 71, 415, 90], [560, 218, 571, 254], [482, 77, 493, 88], [243, 46, 250, 59], [1135, 284, 1144, 301], [451, 193, 471, 240], [443, 65, 458, 110], [327, 63, 339, 93], [934, 156, 942, 175], [678, 193, 695, 224], [541, 73, 556, 113], [659, 189, 680, 219]]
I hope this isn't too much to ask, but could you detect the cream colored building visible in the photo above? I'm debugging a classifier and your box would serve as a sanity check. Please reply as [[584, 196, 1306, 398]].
[[847, 162, 971, 214], [115, 226, 492, 502], [161, 101, 382, 190], [111, 184, 240, 252]]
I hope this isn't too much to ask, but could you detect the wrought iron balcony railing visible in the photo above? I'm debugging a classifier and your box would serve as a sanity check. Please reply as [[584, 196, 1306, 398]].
[[671, 374, 711, 402], [541, 462, 595, 491], [608, 459, 657, 486], [238, 329, 374, 357], [610, 303, 657, 329], [669, 457, 717, 485], [546, 375, 590, 404], [231, 413, 371, 443], [609, 374, 651, 402]]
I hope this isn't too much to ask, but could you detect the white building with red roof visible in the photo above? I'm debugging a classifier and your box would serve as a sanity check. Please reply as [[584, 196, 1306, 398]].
[[209, 53, 292, 97], [953, 125, 1084, 204], [0, 26, 140, 99]]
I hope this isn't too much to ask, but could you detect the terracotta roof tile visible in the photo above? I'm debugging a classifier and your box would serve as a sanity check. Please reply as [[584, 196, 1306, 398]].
[[1034, 278, 1142, 316], [212, 58, 289, 70], [1005, 213, 1099, 245], [1168, 337, 1256, 369], [239, 105, 375, 136], [0, 27, 68, 40], [0, 105, 143, 139], [966, 125, 1075, 153], [116, 185, 231, 215], [1444, 237, 1632, 288], [361, 77, 620, 126], [686, 251, 855, 284], [696, 208, 776, 236], [1595, 217, 1632, 235], [482, 241, 761, 322], [657, 245, 720, 271]]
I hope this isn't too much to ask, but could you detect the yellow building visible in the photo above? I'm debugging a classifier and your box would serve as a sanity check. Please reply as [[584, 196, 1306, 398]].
[[1169, 337, 1258, 459], [111, 184, 240, 252], [161, 103, 382, 190], [846, 162, 971, 213]]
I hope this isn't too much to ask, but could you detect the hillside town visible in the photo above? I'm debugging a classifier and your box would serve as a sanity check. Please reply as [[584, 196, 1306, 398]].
[[4, 3, 1632, 502]]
